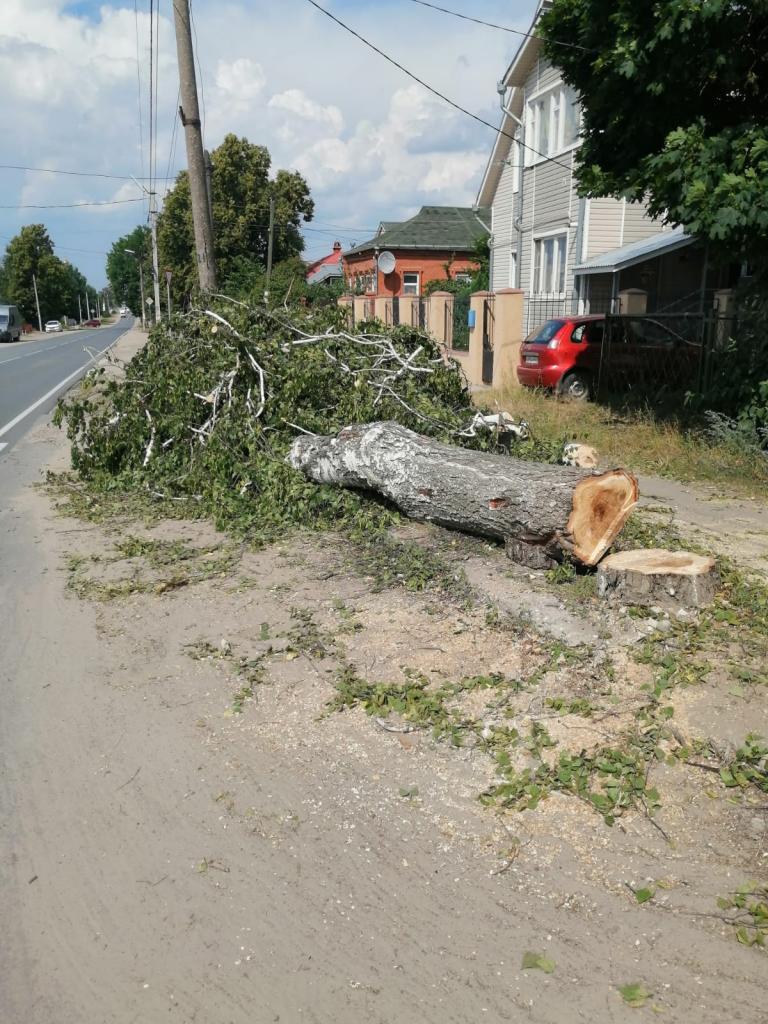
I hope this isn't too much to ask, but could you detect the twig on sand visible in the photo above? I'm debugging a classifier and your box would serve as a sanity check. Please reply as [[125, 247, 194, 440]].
[[116, 766, 141, 791]]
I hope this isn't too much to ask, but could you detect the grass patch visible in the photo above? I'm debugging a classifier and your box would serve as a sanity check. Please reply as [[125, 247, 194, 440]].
[[487, 387, 768, 497]]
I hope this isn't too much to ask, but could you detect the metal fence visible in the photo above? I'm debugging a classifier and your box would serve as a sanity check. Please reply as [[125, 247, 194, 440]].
[[481, 295, 495, 384], [449, 293, 471, 351], [594, 312, 737, 401], [524, 292, 578, 334]]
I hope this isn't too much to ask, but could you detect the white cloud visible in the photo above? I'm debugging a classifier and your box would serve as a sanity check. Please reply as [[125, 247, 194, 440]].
[[214, 58, 266, 110], [269, 89, 343, 135]]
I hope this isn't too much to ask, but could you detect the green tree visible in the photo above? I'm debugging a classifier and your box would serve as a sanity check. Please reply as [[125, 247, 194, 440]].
[[106, 225, 152, 316], [539, 0, 768, 276], [158, 134, 314, 303], [0, 224, 86, 323]]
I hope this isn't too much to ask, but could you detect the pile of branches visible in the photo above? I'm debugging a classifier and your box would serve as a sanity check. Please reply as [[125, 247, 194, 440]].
[[57, 298, 517, 539]]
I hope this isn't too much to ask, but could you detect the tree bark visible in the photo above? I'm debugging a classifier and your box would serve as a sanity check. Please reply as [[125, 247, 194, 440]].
[[288, 422, 638, 566], [597, 549, 717, 608]]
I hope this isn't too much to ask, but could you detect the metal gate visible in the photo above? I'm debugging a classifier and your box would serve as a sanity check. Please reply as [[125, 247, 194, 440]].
[[481, 296, 495, 384], [595, 312, 725, 400], [451, 294, 470, 351]]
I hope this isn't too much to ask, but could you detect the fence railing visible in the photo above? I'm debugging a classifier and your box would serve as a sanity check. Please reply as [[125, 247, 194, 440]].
[[524, 292, 579, 334], [594, 312, 737, 401]]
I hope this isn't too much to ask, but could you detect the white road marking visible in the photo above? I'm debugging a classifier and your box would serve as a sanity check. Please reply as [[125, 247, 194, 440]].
[[0, 443, 7, 452], [0, 337, 118, 440], [0, 329, 107, 366]]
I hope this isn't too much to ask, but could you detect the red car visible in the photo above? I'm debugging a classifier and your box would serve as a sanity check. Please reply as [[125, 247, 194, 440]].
[[517, 314, 702, 400], [84, 318, 101, 328]]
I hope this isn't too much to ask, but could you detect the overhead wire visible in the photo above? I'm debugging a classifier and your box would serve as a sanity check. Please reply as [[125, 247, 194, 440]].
[[0, 198, 145, 209], [0, 163, 175, 181], [303, 0, 574, 173], [133, 0, 145, 183], [407, 0, 596, 52]]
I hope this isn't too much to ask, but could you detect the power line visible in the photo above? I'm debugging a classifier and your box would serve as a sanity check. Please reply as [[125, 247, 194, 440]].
[[0, 198, 145, 209], [0, 163, 175, 181], [134, 0, 145, 183], [302, 0, 573, 173], [407, 0, 596, 52]]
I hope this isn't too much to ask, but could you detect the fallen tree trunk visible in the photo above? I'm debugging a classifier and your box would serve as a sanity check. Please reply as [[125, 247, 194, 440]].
[[288, 422, 638, 566]]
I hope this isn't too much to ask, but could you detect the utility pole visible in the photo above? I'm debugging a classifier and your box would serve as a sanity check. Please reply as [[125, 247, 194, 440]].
[[83, 289, 88, 323], [32, 274, 43, 332], [172, 0, 216, 292], [78, 294, 82, 325], [264, 196, 276, 305], [149, 196, 162, 324], [204, 149, 214, 227], [165, 270, 173, 319], [124, 249, 147, 329]]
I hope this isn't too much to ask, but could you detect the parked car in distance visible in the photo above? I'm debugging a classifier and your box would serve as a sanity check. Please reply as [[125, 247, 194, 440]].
[[517, 314, 701, 401], [45, 320, 63, 333], [84, 318, 101, 328], [0, 303, 23, 342]]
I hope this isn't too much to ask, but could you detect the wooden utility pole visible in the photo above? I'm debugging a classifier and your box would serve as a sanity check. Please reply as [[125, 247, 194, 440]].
[[264, 196, 276, 305], [172, 0, 216, 292], [32, 274, 43, 331]]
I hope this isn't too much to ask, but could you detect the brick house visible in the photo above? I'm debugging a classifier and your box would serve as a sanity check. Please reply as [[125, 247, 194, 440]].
[[305, 240, 344, 286], [342, 206, 490, 297]]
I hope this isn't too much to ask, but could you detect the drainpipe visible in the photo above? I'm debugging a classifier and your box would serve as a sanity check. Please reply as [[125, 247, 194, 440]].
[[573, 197, 587, 312], [497, 82, 525, 289]]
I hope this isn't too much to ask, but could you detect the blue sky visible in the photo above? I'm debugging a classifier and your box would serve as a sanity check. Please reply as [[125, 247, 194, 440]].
[[1, 0, 534, 287]]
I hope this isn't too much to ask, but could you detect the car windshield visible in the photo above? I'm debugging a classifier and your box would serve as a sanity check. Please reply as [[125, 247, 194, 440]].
[[525, 320, 565, 345], [0, 315, 8, 326]]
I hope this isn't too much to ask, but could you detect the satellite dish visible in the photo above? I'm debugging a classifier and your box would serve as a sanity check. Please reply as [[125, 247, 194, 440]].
[[378, 250, 396, 275]]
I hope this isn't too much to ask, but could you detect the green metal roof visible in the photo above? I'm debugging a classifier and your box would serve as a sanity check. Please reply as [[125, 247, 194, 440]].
[[344, 206, 490, 257]]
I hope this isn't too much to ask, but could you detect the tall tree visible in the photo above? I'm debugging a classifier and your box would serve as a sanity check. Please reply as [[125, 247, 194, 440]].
[[157, 134, 315, 303], [539, 0, 768, 277], [106, 226, 152, 315], [1, 224, 86, 323]]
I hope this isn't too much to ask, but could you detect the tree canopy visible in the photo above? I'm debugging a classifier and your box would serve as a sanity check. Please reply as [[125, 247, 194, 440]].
[[106, 225, 152, 316], [540, 0, 768, 276], [157, 134, 315, 303], [0, 224, 88, 324]]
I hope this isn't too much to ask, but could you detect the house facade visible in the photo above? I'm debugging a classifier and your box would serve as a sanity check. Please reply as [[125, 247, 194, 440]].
[[343, 206, 489, 298], [305, 241, 344, 286], [476, 0, 688, 330]]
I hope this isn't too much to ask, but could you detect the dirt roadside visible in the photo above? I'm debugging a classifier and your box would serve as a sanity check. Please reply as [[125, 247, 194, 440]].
[[1, 332, 766, 1023]]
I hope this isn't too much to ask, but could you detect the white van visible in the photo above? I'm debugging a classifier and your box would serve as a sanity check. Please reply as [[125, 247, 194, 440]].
[[0, 304, 22, 343]]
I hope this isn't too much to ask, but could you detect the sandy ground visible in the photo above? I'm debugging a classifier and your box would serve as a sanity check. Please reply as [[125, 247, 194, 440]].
[[1, 335, 766, 1023]]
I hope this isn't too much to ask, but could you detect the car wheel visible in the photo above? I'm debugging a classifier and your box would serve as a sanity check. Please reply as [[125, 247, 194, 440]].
[[558, 371, 591, 401]]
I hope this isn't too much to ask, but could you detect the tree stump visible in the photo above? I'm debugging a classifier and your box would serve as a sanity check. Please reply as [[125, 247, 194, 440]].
[[288, 421, 638, 566], [597, 549, 717, 609]]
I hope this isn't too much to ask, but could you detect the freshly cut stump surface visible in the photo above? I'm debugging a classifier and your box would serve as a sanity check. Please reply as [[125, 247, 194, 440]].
[[597, 548, 717, 609]]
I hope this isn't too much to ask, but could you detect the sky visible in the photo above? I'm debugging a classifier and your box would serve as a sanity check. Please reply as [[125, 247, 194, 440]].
[[0, 0, 534, 287]]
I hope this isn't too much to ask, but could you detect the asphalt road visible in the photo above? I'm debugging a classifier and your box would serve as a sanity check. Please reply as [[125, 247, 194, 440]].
[[0, 320, 132, 454]]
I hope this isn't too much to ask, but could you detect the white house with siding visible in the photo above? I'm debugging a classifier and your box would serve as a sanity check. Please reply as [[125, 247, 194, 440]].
[[476, 0, 673, 330]]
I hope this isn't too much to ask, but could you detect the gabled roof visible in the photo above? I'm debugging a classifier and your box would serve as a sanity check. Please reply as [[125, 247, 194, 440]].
[[307, 261, 343, 285], [305, 241, 343, 282], [343, 206, 490, 257], [573, 226, 693, 276], [476, 1, 551, 209]]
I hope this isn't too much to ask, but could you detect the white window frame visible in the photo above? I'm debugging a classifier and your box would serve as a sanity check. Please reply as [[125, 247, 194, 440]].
[[402, 271, 420, 296], [524, 83, 581, 166], [508, 250, 518, 289], [531, 230, 569, 297]]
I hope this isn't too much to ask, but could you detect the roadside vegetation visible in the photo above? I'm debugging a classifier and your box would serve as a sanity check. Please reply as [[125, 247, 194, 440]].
[[489, 384, 768, 497]]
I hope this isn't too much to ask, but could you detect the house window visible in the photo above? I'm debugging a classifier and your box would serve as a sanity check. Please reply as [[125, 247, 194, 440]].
[[525, 84, 580, 163], [403, 272, 420, 296], [509, 250, 518, 288], [533, 234, 567, 294]]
